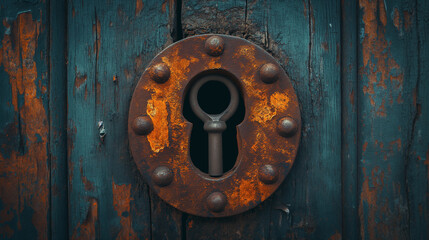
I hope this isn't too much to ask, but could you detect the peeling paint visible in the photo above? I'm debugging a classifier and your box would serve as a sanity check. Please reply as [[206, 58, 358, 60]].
[[0, 12, 49, 240]]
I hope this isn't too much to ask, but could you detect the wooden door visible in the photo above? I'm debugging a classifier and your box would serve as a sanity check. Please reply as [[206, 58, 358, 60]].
[[0, 0, 428, 239]]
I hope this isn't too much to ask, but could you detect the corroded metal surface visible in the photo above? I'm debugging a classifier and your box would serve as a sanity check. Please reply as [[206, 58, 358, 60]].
[[128, 34, 301, 217]]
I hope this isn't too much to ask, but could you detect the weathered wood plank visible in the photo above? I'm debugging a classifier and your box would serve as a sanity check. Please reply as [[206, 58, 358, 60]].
[[49, 0, 68, 239], [407, 0, 429, 239], [270, 0, 342, 238], [67, 0, 175, 239], [357, 0, 418, 239], [341, 0, 359, 239], [0, 1, 50, 239]]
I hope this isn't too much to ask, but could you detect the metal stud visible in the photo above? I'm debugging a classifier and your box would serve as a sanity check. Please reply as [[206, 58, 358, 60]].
[[206, 192, 227, 212], [132, 116, 153, 135], [150, 63, 170, 83], [152, 166, 174, 187], [277, 117, 298, 137], [204, 36, 225, 57], [258, 164, 279, 184], [260, 63, 279, 84]]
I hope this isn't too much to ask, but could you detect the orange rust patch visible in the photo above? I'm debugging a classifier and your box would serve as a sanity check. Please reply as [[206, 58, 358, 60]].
[[329, 232, 342, 240], [403, 11, 412, 30], [359, 167, 386, 239], [112, 181, 138, 240], [250, 92, 289, 124], [0, 12, 49, 239], [135, 0, 144, 16], [389, 138, 401, 150], [146, 99, 169, 153], [80, 164, 95, 191], [72, 198, 98, 240], [360, 0, 403, 108], [393, 8, 401, 30], [75, 74, 87, 89], [142, 48, 197, 155], [270, 92, 290, 111]]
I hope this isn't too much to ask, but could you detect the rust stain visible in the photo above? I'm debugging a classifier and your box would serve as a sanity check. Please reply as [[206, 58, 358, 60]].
[[161, 1, 167, 13], [359, 166, 394, 239], [80, 164, 94, 191], [349, 89, 355, 106], [389, 138, 401, 150], [135, 0, 144, 16], [376, 99, 386, 117], [393, 8, 401, 30], [146, 99, 169, 153], [112, 181, 138, 240], [329, 232, 342, 240], [92, 17, 101, 59], [74, 73, 87, 89], [360, 0, 403, 108], [72, 198, 98, 240], [321, 42, 329, 51], [403, 11, 412, 30], [363, 141, 369, 153], [0, 12, 49, 239]]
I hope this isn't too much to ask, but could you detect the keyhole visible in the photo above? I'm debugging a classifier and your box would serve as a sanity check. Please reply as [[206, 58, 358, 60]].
[[183, 75, 245, 175]]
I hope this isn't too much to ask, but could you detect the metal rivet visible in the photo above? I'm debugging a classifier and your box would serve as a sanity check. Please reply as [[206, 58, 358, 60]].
[[150, 63, 170, 83], [277, 117, 298, 137], [206, 192, 227, 212], [260, 63, 279, 84], [132, 116, 153, 135], [204, 36, 225, 57], [258, 164, 279, 184], [152, 166, 174, 187]]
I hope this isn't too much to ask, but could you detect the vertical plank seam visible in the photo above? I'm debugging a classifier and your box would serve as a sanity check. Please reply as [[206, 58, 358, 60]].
[[404, 0, 420, 238]]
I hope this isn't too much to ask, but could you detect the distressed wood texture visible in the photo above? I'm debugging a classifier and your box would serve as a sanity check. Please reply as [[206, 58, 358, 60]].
[[67, 0, 178, 239], [0, 1, 50, 239], [182, 0, 342, 239], [357, 0, 428, 239]]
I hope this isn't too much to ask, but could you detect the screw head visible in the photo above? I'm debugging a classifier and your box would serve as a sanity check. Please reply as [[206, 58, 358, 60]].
[[206, 192, 227, 212], [258, 164, 279, 184], [204, 36, 225, 57], [260, 63, 280, 84], [277, 117, 298, 137], [132, 116, 153, 135], [152, 166, 174, 187], [149, 63, 170, 83]]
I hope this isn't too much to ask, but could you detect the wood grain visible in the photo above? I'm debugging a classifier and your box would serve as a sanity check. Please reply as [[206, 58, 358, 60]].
[[67, 0, 175, 239]]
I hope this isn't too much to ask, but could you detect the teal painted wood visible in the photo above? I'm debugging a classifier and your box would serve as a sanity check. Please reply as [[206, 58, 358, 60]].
[[341, 0, 359, 239], [270, 0, 342, 238], [357, 0, 419, 239], [67, 0, 175, 239], [0, 1, 50, 239], [408, 0, 429, 239], [49, 0, 68, 239]]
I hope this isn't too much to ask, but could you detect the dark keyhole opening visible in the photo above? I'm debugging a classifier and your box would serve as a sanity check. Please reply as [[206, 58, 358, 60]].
[[183, 77, 245, 175]]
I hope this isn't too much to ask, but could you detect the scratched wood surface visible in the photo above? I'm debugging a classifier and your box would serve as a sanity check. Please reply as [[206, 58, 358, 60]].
[[0, 0, 428, 239]]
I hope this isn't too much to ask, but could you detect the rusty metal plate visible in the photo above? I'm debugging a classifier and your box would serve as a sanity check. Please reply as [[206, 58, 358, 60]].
[[128, 34, 301, 217]]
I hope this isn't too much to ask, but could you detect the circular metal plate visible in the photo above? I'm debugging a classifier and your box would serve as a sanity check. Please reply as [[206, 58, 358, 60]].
[[128, 34, 301, 217]]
